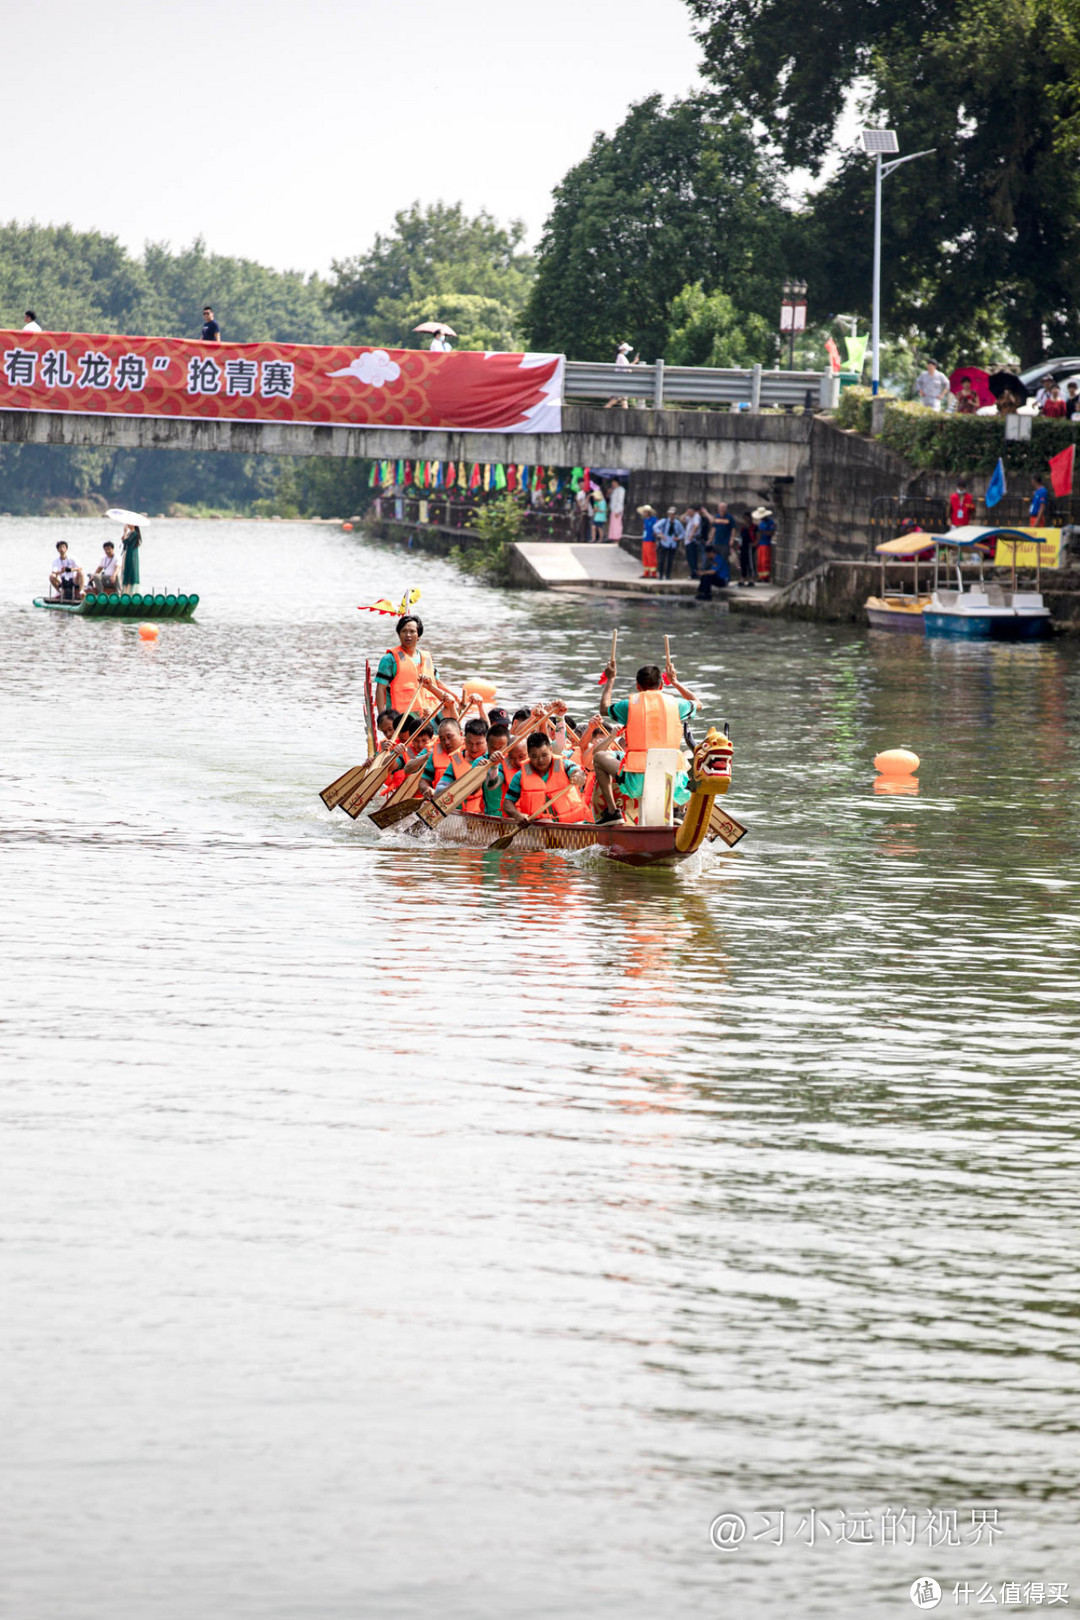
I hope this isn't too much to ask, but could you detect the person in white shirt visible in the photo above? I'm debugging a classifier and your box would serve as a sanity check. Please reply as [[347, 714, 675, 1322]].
[[88, 540, 121, 592], [915, 360, 950, 410], [607, 478, 627, 541], [429, 334, 451, 352], [49, 541, 83, 597], [22, 311, 42, 332], [606, 341, 637, 408]]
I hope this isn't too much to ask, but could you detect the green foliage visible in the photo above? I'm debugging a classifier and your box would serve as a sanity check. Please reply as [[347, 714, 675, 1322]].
[[523, 95, 792, 360], [665, 283, 774, 366], [450, 494, 522, 581], [330, 202, 535, 351], [835, 387, 877, 434], [877, 404, 1080, 476], [686, 0, 1080, 369]]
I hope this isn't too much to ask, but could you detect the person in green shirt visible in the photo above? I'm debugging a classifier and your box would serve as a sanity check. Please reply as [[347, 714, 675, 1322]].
[[595, 658, 698, 821]]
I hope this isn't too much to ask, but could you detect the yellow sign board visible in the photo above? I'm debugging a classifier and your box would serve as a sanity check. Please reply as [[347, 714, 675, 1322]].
[[993, 528, 1062, 568]]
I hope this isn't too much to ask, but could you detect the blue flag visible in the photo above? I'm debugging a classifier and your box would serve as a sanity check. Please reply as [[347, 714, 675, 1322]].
[[985, 457, 1006, 508]]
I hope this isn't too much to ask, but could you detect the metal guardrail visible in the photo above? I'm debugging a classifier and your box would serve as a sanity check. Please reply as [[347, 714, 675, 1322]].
[[563, 359, 835, 411]]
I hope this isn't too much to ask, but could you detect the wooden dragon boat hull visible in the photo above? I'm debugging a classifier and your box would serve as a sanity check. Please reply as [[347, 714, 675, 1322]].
[[398, 802, 746, 864]]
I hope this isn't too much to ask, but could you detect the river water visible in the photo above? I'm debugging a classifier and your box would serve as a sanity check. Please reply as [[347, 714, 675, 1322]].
[[2, 515, 1079, 1619]]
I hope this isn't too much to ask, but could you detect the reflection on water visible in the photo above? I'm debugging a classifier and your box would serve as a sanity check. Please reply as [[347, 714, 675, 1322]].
[[2, 517, 1079, 1619]]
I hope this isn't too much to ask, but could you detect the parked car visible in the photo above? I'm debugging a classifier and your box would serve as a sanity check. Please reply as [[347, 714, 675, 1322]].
[[1019, 356, 1080, 393]]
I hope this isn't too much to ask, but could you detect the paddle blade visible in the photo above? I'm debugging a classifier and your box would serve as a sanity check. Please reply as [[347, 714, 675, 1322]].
[[708, 806, 748, 848], [369, 797, 425, 830], [484, 825, 520, 851], [414, 800, 444, 830], [321, 762, 370, 810]]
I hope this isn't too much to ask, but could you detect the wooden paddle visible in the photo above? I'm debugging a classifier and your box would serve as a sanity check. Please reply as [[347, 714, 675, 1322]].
[[485, 778, 581, 851], [369, 795, 429, 830], [321, 760, 375, 811], [707, 802, 748, 847], [368, 753, 431, 828]]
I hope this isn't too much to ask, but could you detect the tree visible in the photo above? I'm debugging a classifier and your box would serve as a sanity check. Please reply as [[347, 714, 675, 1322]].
[[686, 0, 1080, 367], [522, 96, 791, 362], [665, 283, 774, 366], [330, 202, 535, 351]]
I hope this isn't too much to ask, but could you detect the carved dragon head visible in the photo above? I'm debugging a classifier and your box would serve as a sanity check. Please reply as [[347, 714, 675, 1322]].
[[691, 727, 733, 796]]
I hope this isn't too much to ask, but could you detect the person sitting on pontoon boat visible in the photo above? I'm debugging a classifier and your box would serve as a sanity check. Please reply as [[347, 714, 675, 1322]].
[[87, 540, 121, 594], [49, 542, 83, 599]]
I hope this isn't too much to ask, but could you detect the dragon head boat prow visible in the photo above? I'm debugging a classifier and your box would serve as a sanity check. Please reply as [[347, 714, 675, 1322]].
[[691, 727, 733, 796]]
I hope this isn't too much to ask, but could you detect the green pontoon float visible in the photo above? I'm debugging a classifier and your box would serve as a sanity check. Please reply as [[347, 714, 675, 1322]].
[[33, 507, 200, 620]]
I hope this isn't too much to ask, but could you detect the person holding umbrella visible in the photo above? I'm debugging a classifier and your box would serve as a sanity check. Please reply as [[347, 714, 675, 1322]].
[[105, 507, 147, 590], [413, 321, 456, 353]]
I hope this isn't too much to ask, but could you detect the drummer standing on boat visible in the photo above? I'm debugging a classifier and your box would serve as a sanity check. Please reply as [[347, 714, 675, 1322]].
[[375, 614, 442, 720], [594, 656, 699, 822]]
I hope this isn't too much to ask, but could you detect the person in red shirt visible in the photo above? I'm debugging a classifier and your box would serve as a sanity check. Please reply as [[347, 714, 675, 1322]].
[[1041, 384, 1067, 418], [949, 480, 975, 528]]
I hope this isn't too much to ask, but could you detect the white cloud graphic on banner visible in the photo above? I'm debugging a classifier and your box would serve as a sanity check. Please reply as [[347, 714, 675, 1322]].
[[327, 350, 401, 388]]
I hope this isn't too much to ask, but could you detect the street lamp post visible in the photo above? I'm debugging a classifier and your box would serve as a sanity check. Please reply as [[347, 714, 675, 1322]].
[[780, 280, 807, 371], [859, 131, 936, 395]]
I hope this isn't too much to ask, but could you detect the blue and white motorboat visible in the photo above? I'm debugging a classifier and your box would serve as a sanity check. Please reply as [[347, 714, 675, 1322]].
[[922, 528, 1057, 640]]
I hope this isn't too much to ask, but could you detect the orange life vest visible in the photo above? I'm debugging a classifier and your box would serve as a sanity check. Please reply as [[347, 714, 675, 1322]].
[[516, 760, 586, 823], [386, 645, 438, 716], [448, 749, 486, 814], [622, 689, 684, 772]]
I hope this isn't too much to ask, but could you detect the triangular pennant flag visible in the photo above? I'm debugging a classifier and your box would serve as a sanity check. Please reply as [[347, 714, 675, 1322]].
[[1050, 444, 1074, 498], [494, 464, 507, 490], [368, 463, 377, 486], [446, 462, 456, 486], [469, 463, 481, 490], [824, 336, 842, 374], [844, 332, 869, 372]]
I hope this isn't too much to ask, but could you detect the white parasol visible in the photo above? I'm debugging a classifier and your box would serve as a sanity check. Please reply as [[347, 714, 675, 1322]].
[[412, 322, 457, 338], [105, 507, 148, 524]]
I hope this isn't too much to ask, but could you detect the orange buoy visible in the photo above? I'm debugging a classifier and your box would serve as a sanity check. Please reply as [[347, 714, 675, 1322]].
[[462, 678, 497, 702], [873, 747, 919, 776], [342, 521, 354, 531], [138, 622, 159, 641]]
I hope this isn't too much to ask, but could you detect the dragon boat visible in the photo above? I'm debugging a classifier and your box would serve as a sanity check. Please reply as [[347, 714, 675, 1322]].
[[393, 729, 745, 867]]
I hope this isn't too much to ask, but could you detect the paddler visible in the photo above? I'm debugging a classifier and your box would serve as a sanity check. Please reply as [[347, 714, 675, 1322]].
[[420, 716, 464, 794], [375, 614, 442, 719], [432, 717, 493, 813], [594, 657, 699, 823], [481, 721, 513, 815], [503, 732, 588, 824]]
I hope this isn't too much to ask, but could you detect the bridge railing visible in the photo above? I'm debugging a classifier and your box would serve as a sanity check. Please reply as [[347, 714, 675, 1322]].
[[563, 359, 837, 412]]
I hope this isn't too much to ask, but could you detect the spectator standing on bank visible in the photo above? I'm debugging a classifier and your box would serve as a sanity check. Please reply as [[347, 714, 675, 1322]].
[[1034, 375, 1056, 410], [712, 501, 736, 570], [683, 506, 702, 579], [202, 306, 221, 342], [916, 360, 950, 411], [753, 506, 776, 580], [608, 478, 626, 541], [737, 509, 758, 586], [654, 507, 685, 580], [955, 378, 978, 415], [1041, 384, 1067, 418], [22, 310, 42, 332], [949, 480, 975, 528], [575, 486, 591, 543], [590, 485, 608, 543], [1030, 473, 1049, 527], [1066, 382, 1080, 420], [638, 505, 659, 578]]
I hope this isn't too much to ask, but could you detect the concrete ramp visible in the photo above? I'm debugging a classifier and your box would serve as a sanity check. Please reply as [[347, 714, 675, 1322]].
[[509, 542, 698, 595]]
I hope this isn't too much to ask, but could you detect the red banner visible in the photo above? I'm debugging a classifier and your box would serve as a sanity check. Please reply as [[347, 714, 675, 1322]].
[[0, 331, 564, 434]]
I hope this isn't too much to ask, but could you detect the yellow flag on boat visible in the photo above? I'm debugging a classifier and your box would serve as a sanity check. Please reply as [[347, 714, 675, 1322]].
[[357, 587, 422, 616]]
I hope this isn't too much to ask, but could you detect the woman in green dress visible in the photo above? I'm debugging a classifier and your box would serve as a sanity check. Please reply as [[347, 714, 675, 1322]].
[[120, 524, 141, 588]]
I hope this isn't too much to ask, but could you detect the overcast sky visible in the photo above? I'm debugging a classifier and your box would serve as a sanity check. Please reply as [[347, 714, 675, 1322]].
[[8, 0, 704, 275]]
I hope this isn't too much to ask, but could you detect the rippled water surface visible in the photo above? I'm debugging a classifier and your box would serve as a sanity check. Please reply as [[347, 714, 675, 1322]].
[[2, 516, 1079, 1619]]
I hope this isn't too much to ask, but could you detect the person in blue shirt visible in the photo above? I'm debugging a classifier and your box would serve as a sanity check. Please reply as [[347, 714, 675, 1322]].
[[653, 508, 685, 580], [1030, 474, 1049, 527], [201, 306, 220, 342]]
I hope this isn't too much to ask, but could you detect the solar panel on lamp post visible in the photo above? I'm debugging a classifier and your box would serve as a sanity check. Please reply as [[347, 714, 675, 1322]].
[[859, 130, 935, 396]]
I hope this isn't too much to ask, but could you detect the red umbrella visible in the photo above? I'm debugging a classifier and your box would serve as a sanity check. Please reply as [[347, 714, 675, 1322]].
[[949, 366, 994, 409]]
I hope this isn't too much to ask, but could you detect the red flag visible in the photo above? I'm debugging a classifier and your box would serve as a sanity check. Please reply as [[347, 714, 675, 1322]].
[[1049, 444, 1074, 498], [469, 462, 481, 490], [824, 336, 842, 374]]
